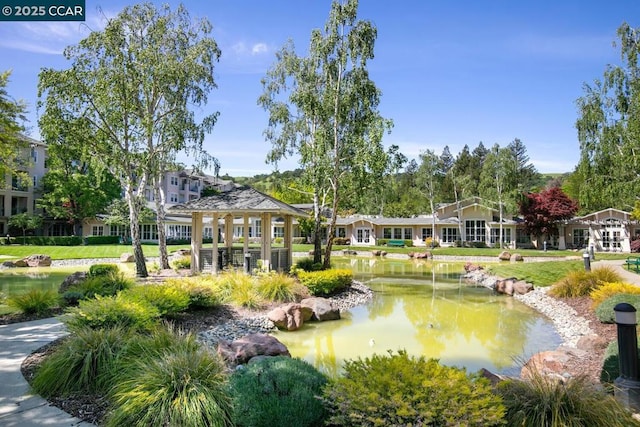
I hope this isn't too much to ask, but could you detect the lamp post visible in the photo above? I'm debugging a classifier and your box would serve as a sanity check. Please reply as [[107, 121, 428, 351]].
[[583, 250, 591, 272], [614, 303, 640, 411]]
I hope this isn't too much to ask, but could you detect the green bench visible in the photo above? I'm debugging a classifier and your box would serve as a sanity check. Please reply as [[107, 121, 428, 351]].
[[625, 256, 640, 272], [387, 239, 405, 247]]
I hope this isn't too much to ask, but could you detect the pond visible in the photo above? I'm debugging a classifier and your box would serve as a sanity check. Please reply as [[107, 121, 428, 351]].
[[273, 257, 562, 377], [0, 266, 89, 314]]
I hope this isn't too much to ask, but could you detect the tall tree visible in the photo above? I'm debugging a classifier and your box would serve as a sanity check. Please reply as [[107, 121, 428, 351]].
[[259, 0, 391, 267], [0, 70, 29, 183], [519, 187, 578, 246], [575, 22, 640, 212], [8, 213, 42, 244], [38, 4, 220, 276], [507, 138, 540, 193], [416, 149, 443, 246], [479, 144, 518, 246], [37, 135, 121, 235], [438, 145, 455, 202]]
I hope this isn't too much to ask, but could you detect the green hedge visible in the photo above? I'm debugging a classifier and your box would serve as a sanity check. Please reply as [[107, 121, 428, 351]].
[[595, 294, 640, 323], [297, 269, 352, 296], [11, 236, 83, 246], [85, 235, 120, 245]]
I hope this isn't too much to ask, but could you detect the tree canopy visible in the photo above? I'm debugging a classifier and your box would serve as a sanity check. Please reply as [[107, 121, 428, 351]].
[[0, 70, 30, 182], [38, 3, 220, 276], [519, 187, 578, 242]]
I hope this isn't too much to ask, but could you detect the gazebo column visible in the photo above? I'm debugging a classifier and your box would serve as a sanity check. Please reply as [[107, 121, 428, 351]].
[[190, 212, 203, 274], [224, 214, 233, 249], [284, 215, 293, 269], [243, 214, 250, 255], [261, 212, 272, 270], [211, 212, 219, 274]]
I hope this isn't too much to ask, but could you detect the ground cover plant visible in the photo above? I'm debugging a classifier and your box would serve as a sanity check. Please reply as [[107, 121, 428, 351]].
[[297, 269, 353, 296], [594, 293, 640, 324], [322, 350, 505, 426], [590, 281, 640, 308], [229, 356, 328, 427]]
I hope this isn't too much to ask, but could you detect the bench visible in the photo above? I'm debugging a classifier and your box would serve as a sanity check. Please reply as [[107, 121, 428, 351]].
[[625, 256, 640, 272], [387, 239, 405, 247]]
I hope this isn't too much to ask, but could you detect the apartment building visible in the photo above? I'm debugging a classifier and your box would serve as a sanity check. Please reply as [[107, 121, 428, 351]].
[[0, 135, 47, 236]]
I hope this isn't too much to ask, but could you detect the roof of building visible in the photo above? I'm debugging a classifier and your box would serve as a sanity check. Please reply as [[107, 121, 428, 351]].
[[167, 185, 309, 217]]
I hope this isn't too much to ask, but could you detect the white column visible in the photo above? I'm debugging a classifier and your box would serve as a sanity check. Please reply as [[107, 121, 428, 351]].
[[225, 214, 233, 249], [211, 212, 219, 274], [243, 214, 249, 255], [190, 212, 202, 274], [284, 215, 293, 268], [263, 212, 272, 270]]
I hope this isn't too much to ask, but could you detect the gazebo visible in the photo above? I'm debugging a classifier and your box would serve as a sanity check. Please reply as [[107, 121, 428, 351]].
[[167, 186, 308, 274]]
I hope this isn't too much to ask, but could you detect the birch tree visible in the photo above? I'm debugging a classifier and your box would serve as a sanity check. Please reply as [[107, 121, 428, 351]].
[[259, 0, 391, 267], [38, 3, 220, 276]]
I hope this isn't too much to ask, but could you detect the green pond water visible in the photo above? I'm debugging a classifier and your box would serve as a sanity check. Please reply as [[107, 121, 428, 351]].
[[273, 257, 562, 377]]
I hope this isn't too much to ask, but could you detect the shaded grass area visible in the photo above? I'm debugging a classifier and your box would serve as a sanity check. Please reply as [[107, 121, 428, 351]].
[[0, 244, 191, 260], [486, 260, 584, 286]]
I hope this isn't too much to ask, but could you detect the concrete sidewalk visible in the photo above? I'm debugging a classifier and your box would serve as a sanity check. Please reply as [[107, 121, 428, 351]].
[[594, 258, 640, 286], [0, 318, 93, 426]]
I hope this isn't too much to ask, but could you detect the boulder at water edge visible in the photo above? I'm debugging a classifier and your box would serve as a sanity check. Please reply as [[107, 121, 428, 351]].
[[120, 253, 135, 263], [59, 271, 89, 294], [521, 348, 586, 381], [267, 303, 308, 331], [18, 254, 52, 267], [498, 250, 511, 261], [217, 333, 290, 367], [301, 297, 341, 321]]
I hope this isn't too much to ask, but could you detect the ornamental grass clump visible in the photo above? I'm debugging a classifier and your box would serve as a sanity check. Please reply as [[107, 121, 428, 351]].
[[497, 369, 639, 426], [256, 271, 304, 302], [105, 346, 234, 427], [218, 269, 263, 309], [322, 350, 505, 426], [32, 325, 131, 397], [6, 289, 58, 315], [549, 266, 622, 298], [165, 276, 223, 309], [229, 356, 328, 427]]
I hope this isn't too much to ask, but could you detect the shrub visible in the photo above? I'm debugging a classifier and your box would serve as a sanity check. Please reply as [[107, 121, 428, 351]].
[[424, 237, 439, 248], [218, 270, 263, 309], [168, 277, 222, 309], [590, 281, 640, 308], [32, 325, 131, 397], [6, 289, 58, 315], [595, 293, 640, 323], [292, 237, 306, 244], [229, 356, 328, 427], [105, 346, 233, 427], [298, 269, 352, 296], [121, 284, 191, 316], [333, 237, 350, 245], [497, 369, 638, 426], [64, 294, 160, 332], [293, 257, 324, 272], [16, 236, 82, 246], [256, 272, 301, 302], [171, 255, 191, 270], [67, 271, 133, 301], [61, 290, 84, 306], [598, 339, 640, 384], [323, 350, 504, 426], [89, 263, 120, 277]]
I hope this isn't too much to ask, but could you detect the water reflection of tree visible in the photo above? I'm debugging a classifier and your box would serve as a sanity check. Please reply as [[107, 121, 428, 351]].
[[402, 279, 539, 370]]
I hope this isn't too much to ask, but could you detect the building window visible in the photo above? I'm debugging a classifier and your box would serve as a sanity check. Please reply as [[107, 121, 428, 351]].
[[337, 227, 346, 238], [31, 147, 37, 163], [273, 226, 285, 238], [442, 228, 458, 243], [465, 220, 486, 242], [234, 226, 244, 238], [140, 224, 158, 240], [572, 229, 588, 248], [169, 193, 178, 203], [32, 176, 37, 187], [110, 225, 128, 238], [490, 228, 511, 244], [421, 228, 433, 240], [393, 227, 402, 238], [383, 228, 392, 239], [167, 224, 191, 240], [254, 219, 262, 237], [92, 225, 104, 236], [516, 228, 531, 244], [170, 176, 178, 186], [403, 228, 413, 240]]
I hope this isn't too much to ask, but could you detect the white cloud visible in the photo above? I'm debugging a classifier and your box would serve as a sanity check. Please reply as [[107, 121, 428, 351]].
[[251, 43, 268, 55]]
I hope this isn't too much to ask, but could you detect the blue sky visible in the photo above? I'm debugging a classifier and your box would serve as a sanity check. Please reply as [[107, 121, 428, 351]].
[[1, 1, 638, 176]]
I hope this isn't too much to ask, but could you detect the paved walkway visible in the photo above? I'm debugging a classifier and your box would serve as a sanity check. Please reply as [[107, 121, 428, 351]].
[[593, 258, 640, 286], [0, 318, 93, 426]]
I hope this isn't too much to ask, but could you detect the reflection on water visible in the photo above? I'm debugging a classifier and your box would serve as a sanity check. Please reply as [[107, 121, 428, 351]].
[[275, 257, 562, 377]]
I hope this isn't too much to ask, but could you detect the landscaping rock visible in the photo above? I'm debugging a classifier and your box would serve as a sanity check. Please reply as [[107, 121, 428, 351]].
[[495, 278, 516, 296], [511, 253, 524, 262], [301, 297, 340, 321], [498, 250, 511, 261], [513, 280, 533, 295], [521, 348, 586, 381], [22, 254, 52, 267], [13, 259, 28, 267], [372, 250, 381, 256], [267, 303, 305, 331], [216, 333, 290, 367], [464, 262, 483, 272], [120, 253, 135, 263], [414, 251, 432, 259], [1, 261, 15, 268], [59, 271, 89, 294]]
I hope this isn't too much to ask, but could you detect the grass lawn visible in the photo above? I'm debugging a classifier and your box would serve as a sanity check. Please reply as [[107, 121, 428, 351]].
[[486, 260, 585, 287], [0, 244, 191, 260]]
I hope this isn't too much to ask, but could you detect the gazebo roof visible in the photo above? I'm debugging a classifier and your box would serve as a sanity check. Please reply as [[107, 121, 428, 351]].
[[167, 185, 308, 217]]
